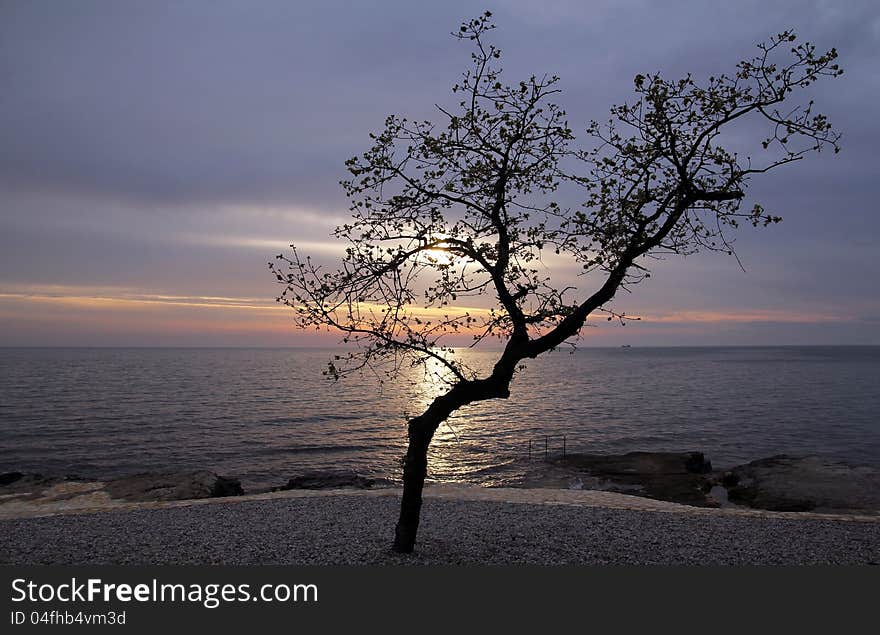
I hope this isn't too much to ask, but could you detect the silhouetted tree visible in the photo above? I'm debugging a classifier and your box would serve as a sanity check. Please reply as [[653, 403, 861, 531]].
[[271, 12, 842, 552]]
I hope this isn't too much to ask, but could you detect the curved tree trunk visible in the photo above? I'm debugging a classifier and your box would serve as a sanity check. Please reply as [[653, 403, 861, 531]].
[[391, 361, 518, 553], [393, 414, 438, 553], [392, 383, 482, 552]]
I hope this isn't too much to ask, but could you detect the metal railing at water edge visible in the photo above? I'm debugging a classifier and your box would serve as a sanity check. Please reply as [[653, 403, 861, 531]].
[[527, 435, 566, 461]]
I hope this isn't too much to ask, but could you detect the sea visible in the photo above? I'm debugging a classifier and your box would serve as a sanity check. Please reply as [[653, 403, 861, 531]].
[[1, 346, 878, 490]]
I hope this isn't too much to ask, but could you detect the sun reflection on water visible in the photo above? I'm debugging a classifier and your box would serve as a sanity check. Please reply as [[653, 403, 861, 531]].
[[401, 349, 509, 483]]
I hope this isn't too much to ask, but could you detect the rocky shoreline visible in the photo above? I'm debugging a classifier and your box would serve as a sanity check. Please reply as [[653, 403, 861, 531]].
[[0, 468, 392, 517], [2, 451, 878, 517], [537, 452, 880, 514]]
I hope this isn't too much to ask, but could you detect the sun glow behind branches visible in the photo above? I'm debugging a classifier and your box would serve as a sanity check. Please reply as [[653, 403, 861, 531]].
[[421, 246, 457, 266], [414, 233, 464, 268]]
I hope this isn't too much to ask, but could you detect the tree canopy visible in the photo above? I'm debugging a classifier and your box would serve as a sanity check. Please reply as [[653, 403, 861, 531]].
[[272, 12, 841, 387]]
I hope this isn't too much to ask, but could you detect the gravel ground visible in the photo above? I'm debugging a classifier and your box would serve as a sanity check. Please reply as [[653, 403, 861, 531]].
[[2, 495, 878, 565]]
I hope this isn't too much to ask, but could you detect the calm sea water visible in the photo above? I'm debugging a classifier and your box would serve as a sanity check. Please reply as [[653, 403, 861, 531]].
[[1, 347, 878, 489]]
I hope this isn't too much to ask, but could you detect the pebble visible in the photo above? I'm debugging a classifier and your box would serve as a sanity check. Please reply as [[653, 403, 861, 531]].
[[2, 496, 878, 565]]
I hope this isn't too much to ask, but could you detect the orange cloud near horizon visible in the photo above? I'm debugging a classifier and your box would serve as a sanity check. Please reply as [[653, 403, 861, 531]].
[[0, 284, 862, 347]]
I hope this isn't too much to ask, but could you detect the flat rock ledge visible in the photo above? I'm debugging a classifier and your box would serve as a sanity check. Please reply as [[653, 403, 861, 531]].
[[103, 471, 244, 502], [724, 455, 880, 513], [281, 470, 386, 490], [0, 470, 243, 515], [538, 451, 718, 507], [531, 452, 880, 515]]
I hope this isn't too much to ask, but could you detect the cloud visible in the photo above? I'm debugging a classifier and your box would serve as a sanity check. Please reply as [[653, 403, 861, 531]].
[[640, 309, 855, 324], [1, 0, 879, 345]]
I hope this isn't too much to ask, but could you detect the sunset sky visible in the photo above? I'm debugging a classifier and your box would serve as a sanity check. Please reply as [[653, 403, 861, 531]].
[[1, 0, 878, 347]]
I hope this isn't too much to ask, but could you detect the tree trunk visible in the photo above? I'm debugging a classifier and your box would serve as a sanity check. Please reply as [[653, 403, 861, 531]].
[[393, 414, 436, 553], [391, 363, 518, 552]]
